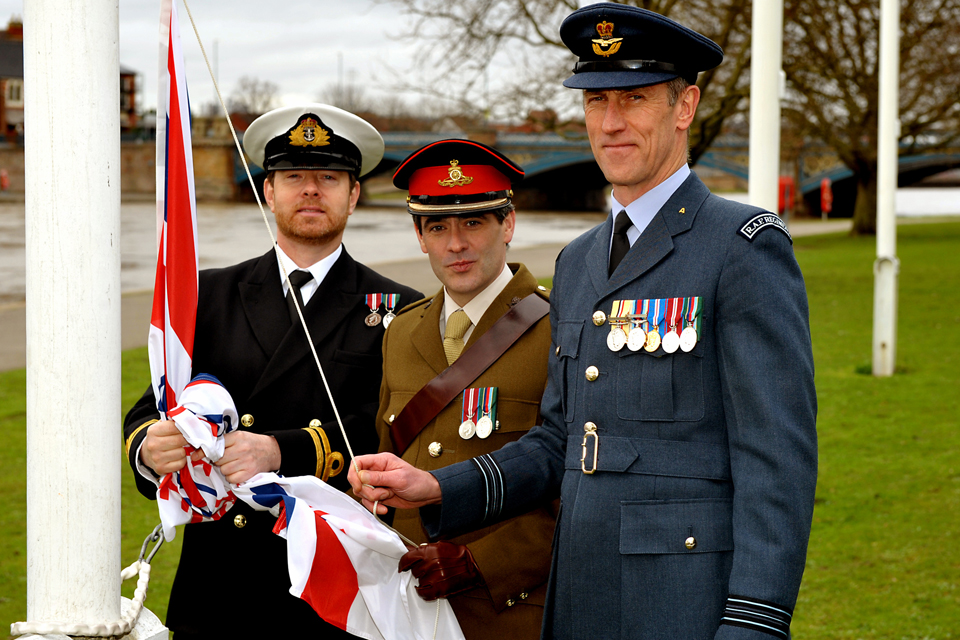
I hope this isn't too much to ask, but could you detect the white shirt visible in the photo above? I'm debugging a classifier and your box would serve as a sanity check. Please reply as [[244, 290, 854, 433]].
[[609, 164, 690, 254], [275, 244, 343, 306], [439, 262, 514, 344]]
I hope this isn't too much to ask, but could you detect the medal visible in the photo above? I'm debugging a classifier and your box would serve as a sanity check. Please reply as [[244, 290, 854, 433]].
[[679, 296, 700, 352], [607, 300, 631, 352], [382, 293, 400, 328], [476, 387, 498, 439], [627, 300, 648, 351], [607, 323, 627, 351], [644, 298, 663, 352], [364, 293, 383, 327], [459, 388, 479, 440], [661, 297, 682, 354], [459, 419, 476, 439]]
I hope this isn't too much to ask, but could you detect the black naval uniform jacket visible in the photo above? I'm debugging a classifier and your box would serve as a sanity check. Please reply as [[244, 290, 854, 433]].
[[423, 172, 818, 640], [123, 247, 422, 638]]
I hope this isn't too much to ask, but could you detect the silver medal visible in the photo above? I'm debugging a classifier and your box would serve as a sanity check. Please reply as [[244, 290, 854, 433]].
[[382, 311, 396, 328], [458, 419, 476, 440], [662, 329, 681, 354], [679, 326, 698, 352], [607, 326, 627, 352], [627, 326, 646, 351], [476, 415, 494, 439]]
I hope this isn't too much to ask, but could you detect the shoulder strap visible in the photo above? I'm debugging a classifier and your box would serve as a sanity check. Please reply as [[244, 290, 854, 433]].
[[389, 292, 550, 455]]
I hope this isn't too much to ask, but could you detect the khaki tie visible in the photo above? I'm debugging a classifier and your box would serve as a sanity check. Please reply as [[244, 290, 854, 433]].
[[443, 309, 472, 365]]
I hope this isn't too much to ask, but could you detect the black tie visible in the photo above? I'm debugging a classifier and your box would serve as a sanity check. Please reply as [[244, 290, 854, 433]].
[[285, 269, 314, 324], [609, 210, 633, 276]]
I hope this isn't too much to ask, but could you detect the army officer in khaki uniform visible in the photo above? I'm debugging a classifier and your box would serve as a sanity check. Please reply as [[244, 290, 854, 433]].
[[375, 140, 554, 640]]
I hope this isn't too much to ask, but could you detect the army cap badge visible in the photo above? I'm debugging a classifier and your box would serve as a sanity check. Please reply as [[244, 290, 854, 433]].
[[392, 139, 525, 215], [560, 2, 724, 90], [243, 103, 384, 177]]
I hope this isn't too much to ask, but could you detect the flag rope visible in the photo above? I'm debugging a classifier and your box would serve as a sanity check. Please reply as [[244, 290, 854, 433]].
[[179, 0, 362, 475], [178, 0, 418, 550]]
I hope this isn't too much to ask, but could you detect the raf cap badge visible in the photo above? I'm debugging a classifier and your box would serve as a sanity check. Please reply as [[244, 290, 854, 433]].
[[592, 21, 623, 57], [288, 116, 330, 148], [438, 160, 474, 188]]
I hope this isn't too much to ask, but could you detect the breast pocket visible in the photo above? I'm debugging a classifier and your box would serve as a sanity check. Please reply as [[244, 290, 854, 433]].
[[556, 320, 583, 423], [615, 342, 704, 422]]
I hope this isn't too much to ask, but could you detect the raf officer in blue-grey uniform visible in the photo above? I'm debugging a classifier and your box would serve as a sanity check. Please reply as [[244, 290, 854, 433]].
[[349, 4, 817, 640]]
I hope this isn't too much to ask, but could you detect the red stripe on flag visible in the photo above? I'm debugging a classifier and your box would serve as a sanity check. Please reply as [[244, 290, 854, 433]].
[[164, 24, 197, 357], [299, 510, 360, 631]]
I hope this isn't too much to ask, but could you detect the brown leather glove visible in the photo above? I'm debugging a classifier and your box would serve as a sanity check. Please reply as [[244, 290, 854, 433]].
[[398, 541, 484, 601]]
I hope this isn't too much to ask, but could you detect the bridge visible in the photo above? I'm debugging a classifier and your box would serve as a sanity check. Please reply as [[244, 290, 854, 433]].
[[237, 131, 960, 214]]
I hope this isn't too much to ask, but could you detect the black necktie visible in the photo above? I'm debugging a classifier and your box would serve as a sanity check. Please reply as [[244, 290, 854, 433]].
[[285, 269, 314, 324], [609, 210, 633, 276]]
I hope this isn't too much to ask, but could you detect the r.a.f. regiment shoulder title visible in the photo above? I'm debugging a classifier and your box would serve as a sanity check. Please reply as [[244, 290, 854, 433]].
[[592, 21, 623, 57]]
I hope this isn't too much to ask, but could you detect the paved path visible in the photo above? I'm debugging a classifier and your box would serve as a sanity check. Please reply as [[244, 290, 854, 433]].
[[0, 217, 868, 373]]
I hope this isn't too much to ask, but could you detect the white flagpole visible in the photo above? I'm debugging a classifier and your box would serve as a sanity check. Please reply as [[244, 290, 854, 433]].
[[23, 0, 121, 628], [873, 0, 900, 376], [748, 0, 784, 215]]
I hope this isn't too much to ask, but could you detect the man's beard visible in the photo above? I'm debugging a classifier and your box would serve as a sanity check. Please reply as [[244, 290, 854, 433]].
[[275, 201, 348, 246]]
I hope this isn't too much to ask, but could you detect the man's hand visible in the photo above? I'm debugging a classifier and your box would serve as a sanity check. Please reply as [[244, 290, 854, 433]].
[[348, 453, 443, 515], [140, 420, 200, 475], [215, 431, 281, 485], [398, 542, 483, 601]]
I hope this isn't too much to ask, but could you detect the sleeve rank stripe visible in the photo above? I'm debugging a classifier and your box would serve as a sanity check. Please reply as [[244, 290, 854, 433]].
[[720, 595, 792, 639], [125, 419, 159, 457], [302, 426, 324, 478], [719, 619, 788, 639], [472, 454, 504, 523]]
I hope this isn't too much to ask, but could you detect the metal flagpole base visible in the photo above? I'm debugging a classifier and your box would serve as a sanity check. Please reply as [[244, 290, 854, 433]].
[[872, 256, 900, 376]]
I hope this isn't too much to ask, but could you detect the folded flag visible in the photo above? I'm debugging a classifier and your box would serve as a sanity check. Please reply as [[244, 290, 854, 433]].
[[156, 374, 239, 542], [156, 376, 464, 640], [236, 474, 465, 640]]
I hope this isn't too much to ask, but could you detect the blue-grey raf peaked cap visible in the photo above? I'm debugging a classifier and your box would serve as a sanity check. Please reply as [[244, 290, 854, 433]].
[[560, 3, 724, 90]]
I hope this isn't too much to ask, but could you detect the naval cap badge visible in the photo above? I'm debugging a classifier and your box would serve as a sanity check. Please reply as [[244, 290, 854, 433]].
[[592, 21, 623, 57], [289, 116, 330, 148], [438, 159, 475, 188]]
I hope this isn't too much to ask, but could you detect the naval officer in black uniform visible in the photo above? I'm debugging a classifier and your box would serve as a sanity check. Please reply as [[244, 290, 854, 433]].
[[124, 104, 422, 638]]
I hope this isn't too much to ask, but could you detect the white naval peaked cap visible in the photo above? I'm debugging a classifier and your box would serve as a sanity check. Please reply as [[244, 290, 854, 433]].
[[243, 103, 384, 177]]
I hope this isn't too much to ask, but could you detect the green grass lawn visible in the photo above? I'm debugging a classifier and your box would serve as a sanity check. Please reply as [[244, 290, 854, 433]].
[[2, 222, 958, 638]]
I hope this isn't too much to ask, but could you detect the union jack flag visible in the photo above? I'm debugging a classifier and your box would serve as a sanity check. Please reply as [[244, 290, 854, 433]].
[[149, 0, 197, 417]]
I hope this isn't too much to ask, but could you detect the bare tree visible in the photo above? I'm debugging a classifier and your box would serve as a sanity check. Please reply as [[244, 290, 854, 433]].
[[379, 0, 753, 163], [321, 83, 371, 114], [227, 76, 279, 116], [783, 0, 960, 234]]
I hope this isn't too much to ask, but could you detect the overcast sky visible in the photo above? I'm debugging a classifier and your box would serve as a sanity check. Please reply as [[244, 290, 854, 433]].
[[0, 0, 425, 112]]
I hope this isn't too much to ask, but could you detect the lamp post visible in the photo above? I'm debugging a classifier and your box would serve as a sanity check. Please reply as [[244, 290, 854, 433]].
[[748, 0, 784, 215]]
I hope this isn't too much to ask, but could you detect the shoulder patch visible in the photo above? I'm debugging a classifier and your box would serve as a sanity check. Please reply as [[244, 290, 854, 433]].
[[738, 213, 792, 244]]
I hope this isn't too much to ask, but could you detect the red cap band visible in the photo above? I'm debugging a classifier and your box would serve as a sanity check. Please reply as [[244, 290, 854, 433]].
[[409, 164, 511, 197]]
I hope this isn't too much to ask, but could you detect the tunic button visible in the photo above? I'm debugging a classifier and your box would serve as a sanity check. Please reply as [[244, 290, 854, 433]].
[[308, 419, 321, 428], [585, 366, 599, 381], [240, 414, 254, 428], [387, 414, 396, 424], [506, 599, 515, 607], [519, 592, 529, 600], [428, 442, 443, 458], [592, 310, 607, 326], [555, 345, 561, 356], [234, 514, 247, 529], [685, 536, 697, 550]]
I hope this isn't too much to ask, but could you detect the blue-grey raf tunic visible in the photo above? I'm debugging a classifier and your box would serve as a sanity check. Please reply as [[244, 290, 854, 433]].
[[422, 172, 818, 640]]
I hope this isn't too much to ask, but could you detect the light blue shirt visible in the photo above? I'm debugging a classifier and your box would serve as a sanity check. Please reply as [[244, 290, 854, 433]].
[[609, 164, 691, 254]]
